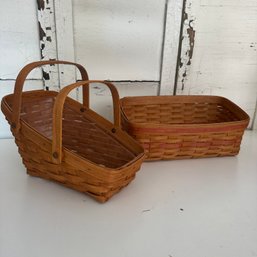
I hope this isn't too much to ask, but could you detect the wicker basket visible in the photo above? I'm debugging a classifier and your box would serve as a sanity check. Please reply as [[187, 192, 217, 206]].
[[120, 95, 249, 161], [1, 61, 145, 202]]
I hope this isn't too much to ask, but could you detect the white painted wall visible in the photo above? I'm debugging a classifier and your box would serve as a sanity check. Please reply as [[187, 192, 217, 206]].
[[175, 0, 257, 127], [72, 0, 166, 80], [0, 0, 41, 138], [80, 81, 158, 123], [0, 1, 41, 79], [160, 0, 183, 95], [1, 0, 257, 139]]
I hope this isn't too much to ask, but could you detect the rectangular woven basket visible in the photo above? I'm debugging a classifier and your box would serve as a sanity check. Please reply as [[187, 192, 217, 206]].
[[120, 95, 249, 161], [1, 61, 145, 202]]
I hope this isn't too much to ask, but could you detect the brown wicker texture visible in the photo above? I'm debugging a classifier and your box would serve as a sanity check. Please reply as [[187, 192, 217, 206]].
[[1, 61, 145, 202], [120, 95, 249, 161]]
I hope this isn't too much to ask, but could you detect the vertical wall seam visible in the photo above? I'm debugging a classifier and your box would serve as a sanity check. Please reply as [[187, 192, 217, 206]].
[[251, 100, 257, 130], [173, 0, 187, 95], [52, 0, 61, 90], [158, 0, 169, 96]]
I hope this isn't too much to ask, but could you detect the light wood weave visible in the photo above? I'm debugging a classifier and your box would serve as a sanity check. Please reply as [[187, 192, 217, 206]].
[[120, 95, 249, 161], [1, 61, 145, 202]]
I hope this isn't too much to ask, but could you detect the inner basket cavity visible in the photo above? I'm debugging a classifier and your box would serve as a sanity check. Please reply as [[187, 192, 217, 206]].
[[122, 101, 240, 125], [11, 94, 136, 169]]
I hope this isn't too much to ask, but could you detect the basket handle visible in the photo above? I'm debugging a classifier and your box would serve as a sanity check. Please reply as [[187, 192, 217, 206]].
[[11, 60, 89, 134], [51, 80, 121, 164]]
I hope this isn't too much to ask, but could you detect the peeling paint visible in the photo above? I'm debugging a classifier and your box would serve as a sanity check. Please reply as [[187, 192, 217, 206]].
[[38, 21, 46, 40], [177, 0, 196, 93], [37, 0, 45, 11], [36, 0, 59, 90], [187, 20, 195, 61], [42, 70, 50, 80]]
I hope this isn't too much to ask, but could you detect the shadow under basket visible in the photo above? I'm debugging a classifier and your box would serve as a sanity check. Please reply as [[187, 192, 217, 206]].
[[120, 95, 250, 161], [1, 61, 145, 203]]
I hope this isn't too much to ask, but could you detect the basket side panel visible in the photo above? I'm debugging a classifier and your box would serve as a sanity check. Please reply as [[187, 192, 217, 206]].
[[130, 128, 246, 160]]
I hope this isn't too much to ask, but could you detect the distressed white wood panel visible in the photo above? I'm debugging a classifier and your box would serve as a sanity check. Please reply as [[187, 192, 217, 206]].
[[37, 0, 59, 90], [0, 0, 41, 79], [54, 0, 77, 87], [159, 0, 184, 95], [54, 0, 79, 100], [0, 80, 43, 138], [73, 0, 166, 80], [37, 0, 79, 99], [78, 82, 158, 122], [176, 0, 257, 127], [37, 0, 78, 99]]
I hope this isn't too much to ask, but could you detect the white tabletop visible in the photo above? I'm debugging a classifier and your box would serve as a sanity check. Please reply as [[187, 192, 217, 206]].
[[1, 131, 257, 257]]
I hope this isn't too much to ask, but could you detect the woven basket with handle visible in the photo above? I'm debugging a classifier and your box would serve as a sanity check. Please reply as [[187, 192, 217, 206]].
[[120, 95, 249, 161], [1, 60, 145, 202]]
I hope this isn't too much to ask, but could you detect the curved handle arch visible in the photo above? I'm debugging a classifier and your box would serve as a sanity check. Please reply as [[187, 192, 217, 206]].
[[12, 60, 89, 133], [51, 80, 120, 164]]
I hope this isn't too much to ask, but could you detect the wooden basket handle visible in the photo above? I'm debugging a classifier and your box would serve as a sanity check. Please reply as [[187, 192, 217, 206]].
[[11, 60, 89, 133], [51, 80, 121, 164]]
